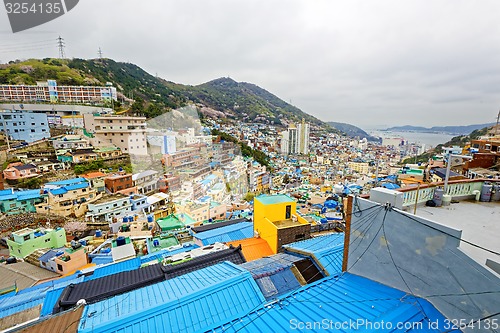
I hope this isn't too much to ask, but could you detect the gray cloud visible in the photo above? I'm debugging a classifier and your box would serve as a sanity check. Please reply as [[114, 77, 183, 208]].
[[1, 0, 499, 129]]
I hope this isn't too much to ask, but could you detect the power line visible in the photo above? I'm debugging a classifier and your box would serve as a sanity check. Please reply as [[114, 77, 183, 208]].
[[393, 209, 500, 256]]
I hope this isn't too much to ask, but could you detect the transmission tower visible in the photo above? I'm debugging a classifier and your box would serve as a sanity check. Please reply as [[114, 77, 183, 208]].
[[98, 47, 103, 59], [57, 36, 65, 59]]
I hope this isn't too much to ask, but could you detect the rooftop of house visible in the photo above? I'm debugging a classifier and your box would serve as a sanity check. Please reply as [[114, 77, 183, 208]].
[[81, 171, 106, 179], [226, 237, 274, 262], [272, 218, 304, 228], [104, 172, 131, 180], [90, 193, 129, 205], [209, 272, 452, 333], [255, 194, 294, 205], [94, 146, 120, 153], [193, 221, 254, 245], [414, 200, 500, 269]]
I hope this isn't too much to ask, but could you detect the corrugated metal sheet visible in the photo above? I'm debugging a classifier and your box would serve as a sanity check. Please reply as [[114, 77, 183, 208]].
[[194, 222, 254, 246], [226, 237, 274, 262], [255, 268, 301, 300], [0, 276, 83, 319], [86, 257, 141, 281], [56, 264, 166, 312], [39, 288, 64, 317], [284, 233, 344, 276], [79, 262, 266, 333], [240, 252, 305, 277], [209, 273, 454, 333]]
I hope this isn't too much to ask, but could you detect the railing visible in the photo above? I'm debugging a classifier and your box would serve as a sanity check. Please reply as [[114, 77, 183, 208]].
[[399, 179, 497, 208]]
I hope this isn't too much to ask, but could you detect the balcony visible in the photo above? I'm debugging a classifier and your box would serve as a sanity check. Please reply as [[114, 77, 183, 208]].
[[398, 179, 498, 209]]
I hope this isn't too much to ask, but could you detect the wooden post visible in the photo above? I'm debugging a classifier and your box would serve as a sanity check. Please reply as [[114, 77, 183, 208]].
[[342, 195, 354, 272]]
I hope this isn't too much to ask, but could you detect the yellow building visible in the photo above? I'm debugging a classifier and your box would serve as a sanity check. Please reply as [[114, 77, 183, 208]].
[[347, 162, 370, 174], [253, 194, 310, 254]]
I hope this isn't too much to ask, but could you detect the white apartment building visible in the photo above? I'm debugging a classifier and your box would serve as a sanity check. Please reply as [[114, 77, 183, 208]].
[[0, 80, 117, 104], [281, 119, 310, 156], [83, 114, 148, 155]]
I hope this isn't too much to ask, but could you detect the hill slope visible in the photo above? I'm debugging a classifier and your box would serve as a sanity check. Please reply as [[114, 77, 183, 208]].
[[1, 58, 335, 131], [327, 122, 380, 142]]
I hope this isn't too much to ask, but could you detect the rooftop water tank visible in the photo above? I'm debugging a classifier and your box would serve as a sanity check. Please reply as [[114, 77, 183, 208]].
[[147, 215, 154, 223], [116, 236, 126, 246], [433, 188, 444, 207], [442, 194, 452, 206], [491, 184, 500, 202], [95, 230, 102, 237]]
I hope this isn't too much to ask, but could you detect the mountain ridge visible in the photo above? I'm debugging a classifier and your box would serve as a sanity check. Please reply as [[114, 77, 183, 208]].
[[385, 123, 495, 135]]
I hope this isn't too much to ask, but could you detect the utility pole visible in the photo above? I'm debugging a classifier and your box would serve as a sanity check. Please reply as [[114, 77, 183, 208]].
[[57, 36, 65, 59], [342, 195, 353, 272]]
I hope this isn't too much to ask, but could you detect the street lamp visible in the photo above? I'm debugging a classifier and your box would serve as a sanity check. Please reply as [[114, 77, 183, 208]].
[[443, 154, 473, 194]]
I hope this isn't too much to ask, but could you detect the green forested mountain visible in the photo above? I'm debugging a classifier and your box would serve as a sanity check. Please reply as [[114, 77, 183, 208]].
[[327, 122, 380, 142], [1, 58, 334, 130]]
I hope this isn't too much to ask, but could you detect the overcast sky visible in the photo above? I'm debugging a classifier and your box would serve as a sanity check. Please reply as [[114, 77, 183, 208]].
[[1, 0, 499, 129]]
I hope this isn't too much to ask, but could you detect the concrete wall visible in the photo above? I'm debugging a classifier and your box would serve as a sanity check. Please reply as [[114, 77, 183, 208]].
[[348, 197, 500, 332]]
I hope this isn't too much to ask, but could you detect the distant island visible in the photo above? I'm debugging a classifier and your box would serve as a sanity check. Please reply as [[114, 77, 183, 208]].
[[327, 122, 381, 142], [383, 123, 495, 135]]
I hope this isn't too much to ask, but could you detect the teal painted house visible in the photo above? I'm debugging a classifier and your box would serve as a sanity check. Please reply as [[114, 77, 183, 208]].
[[0, 189, 45, 215]]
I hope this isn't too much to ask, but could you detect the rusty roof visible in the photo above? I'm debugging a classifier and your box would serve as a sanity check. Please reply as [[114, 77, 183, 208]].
[[17, 306, 83, 333]]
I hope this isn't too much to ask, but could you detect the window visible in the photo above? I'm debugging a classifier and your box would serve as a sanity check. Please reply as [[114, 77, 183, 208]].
[[57, 264, 63, 271], [285, 205, 291, 219]]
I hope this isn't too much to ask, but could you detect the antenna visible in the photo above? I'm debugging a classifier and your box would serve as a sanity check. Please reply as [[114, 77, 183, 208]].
[[57, 36, 65, 59], [496, 109, 500, 137], [98, 47, 103, 59]]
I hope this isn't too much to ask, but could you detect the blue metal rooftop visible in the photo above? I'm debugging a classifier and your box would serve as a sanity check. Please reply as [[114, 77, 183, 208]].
[[78, 262, 265, 333], [283, 233, 345, 276], [193, 221, 254, 246], [45, 177, 87, 186], [209, 273, 455, 332], [0, 275, 83, 319]]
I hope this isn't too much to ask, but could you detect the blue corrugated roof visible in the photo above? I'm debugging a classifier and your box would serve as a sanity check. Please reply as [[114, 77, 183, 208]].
[[16, 189, 43, 200], [39, 287, 64, 317], [209, 273, 454, 332], [46, 177, 87, 186], [0, 193, 16, 201], [64, 182, 89, 191], [283, 233, 344, 276], [49, 188, 67, 195], [86, 257, 141, 281], [194, 222, 254, 246], [78, 262, 266, 333], [90, 255, 114, 266], [0, 275, 83, 319]]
